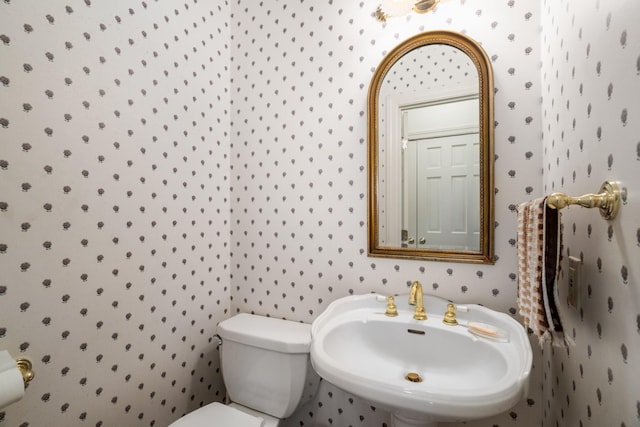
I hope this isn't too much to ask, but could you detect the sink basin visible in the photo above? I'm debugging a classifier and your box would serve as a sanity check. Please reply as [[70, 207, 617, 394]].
[[310, 293, 532, 427]]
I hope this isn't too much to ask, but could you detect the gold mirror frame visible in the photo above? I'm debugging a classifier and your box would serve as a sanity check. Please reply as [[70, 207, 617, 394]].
[[368, 30, 495, 263]]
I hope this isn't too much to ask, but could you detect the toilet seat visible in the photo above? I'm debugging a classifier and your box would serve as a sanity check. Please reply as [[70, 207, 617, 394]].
[[169, 402, 265, 427]]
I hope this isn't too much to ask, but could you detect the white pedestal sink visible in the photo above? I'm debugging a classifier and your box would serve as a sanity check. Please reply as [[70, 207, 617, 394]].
[[310, 293, 532, 427]]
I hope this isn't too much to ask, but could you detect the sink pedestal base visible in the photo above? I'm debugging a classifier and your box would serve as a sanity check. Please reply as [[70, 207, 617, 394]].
[[391, 413, 438, 427]]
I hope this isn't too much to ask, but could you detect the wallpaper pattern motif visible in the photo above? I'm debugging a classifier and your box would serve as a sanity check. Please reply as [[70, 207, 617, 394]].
[[0, 1, 230, 426], [540, 0, 640, 425]]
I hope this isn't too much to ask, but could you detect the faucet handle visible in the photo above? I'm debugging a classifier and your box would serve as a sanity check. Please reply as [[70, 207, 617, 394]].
[[443, 303, 459, 326], [442, 303, 469, 326], [384, 296, 399, 317]]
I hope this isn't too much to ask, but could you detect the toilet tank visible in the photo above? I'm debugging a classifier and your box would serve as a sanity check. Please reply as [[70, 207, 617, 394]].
[[217, 314, 320, 419]]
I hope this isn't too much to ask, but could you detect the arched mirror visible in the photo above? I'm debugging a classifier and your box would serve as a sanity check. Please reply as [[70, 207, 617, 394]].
[[368, 30, 495, 263]]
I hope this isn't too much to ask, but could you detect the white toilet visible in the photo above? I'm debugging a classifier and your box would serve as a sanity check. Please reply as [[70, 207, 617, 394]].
[[169, 313, 320, 426]]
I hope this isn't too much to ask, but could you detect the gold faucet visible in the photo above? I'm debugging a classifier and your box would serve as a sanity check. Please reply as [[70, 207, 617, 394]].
[[408, 281, 427, 320]]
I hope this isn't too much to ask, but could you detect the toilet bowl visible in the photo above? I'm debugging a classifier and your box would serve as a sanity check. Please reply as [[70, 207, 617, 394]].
[[169, 313, 320, 426]]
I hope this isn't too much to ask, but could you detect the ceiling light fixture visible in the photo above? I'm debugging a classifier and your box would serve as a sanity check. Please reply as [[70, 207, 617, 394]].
[[375, 0, 440, 22]]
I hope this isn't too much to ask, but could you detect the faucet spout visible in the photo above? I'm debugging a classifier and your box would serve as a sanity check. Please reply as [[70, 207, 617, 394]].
[[409, 281, 427, 320]]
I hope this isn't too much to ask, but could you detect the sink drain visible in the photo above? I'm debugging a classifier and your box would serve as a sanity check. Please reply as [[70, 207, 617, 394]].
[[405, 372, 423, 383]]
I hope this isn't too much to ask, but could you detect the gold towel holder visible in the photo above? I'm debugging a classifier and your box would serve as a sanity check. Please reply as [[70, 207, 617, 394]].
[[16, 358, 34, 384], [547, 181, 621, 220]]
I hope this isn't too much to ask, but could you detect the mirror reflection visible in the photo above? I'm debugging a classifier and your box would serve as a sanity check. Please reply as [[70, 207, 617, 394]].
[[368, 31, 494, 263]]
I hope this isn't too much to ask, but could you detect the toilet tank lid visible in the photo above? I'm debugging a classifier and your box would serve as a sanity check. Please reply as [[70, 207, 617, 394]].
[[217, 313, 311, 353]]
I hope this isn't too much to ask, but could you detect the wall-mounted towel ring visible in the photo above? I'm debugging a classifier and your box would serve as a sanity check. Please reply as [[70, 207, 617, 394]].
[[547, 181, 621, 220]]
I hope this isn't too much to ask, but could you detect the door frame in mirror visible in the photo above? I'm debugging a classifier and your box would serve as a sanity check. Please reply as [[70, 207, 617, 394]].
[[368, 30, 495, 263]]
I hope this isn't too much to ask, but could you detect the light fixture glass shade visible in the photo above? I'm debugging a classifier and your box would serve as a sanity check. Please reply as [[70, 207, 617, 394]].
[[413, 0, 440, 14], [379, 0, 415, 17], [375, 0, 440, 22]]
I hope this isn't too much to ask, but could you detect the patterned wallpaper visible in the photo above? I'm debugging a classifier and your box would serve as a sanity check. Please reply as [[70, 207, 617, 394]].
[[230, 1, 543, 426], [540, 0, 640, 425], [3, 0, 636, 426], [382, 43, 477, 93], [0, 1, 230, 426]]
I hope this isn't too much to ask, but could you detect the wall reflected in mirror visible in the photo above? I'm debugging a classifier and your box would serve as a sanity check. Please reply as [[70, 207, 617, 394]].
[[368, 31, 494, 263]]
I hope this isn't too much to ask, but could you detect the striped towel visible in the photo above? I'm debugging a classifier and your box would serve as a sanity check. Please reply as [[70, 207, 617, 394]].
[[516, 197, 570, 347]]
